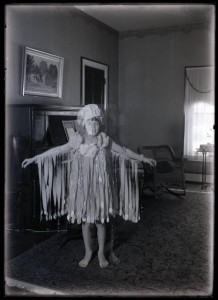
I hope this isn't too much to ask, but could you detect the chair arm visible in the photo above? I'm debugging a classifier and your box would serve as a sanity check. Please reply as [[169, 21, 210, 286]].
[[172, 157, 187, 165]]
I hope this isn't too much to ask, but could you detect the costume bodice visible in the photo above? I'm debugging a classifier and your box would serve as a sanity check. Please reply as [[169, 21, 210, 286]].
[[78, 132, 110, 158]]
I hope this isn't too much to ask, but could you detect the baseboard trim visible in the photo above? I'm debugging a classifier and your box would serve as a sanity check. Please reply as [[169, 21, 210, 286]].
[[185, 173, 214, 184]]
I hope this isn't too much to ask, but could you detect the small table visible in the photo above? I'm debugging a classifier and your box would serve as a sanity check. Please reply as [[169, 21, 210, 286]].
[[197, 149, 212, 191]]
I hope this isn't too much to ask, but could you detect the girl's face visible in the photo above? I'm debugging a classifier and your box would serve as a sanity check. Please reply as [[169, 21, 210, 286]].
[[84, 117, 100, 136]]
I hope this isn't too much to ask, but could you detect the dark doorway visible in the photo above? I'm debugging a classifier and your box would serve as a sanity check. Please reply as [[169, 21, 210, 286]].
[[81, 58, 108, 112], [85, 66, 105, 106]]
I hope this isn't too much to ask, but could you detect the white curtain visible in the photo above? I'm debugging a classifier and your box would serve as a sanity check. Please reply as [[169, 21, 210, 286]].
[[184, 66, 214, 158]]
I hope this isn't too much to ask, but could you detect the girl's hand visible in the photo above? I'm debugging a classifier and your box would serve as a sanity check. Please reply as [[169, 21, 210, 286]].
[[141, 155, 157, 167], [21, 157, 36, 168], [147, 158, 157, 167]]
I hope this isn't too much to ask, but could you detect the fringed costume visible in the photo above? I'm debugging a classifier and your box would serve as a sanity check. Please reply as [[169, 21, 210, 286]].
[[36, 131, 140, 224]]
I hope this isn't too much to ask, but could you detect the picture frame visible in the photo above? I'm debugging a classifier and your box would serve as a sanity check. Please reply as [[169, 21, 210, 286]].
[[81, 57, 108, 112], [22, 47, 64, 98], [62, 120, 77, 140]]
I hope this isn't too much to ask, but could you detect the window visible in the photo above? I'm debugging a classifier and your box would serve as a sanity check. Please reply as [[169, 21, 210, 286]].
[[183, 66, 214, 159]]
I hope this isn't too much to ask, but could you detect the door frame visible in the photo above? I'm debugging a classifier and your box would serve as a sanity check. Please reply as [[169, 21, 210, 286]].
[[81, 57, 108, 113]]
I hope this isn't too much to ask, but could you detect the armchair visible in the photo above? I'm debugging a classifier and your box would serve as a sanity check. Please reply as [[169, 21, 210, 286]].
[[137, 145, 187, 198]]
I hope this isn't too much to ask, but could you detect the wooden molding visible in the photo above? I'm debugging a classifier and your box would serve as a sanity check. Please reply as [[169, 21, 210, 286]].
[[119, 22, 210, 39]]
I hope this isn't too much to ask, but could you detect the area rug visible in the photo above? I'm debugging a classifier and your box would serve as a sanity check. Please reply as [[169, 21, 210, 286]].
[[5, 191, 214, 297]]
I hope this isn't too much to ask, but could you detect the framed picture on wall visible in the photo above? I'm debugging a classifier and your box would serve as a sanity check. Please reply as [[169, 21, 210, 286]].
[[81, 57, 108, 112], [22, 47, 64, 98], [62, 120, 77, 140]]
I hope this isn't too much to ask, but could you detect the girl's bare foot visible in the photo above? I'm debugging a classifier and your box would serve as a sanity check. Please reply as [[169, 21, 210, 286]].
[[79, 251, 92, 268], [98, 252, 109, 268]]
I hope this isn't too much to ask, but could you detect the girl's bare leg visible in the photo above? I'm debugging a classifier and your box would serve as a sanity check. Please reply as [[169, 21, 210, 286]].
[[96, 223, 109, 268], [79, 222, 93, 267]]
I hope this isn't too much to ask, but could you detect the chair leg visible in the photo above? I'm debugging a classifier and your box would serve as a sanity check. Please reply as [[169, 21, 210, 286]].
[[153, 167, 158, 199], [154, 188, 158, 199], [183, 180, 186, 195], [139, 176, 145, 198], [182, 171, 186, 195], [154, 177, 158, 199], [57, 217, 61, 248], [182, 181, 186, 195]]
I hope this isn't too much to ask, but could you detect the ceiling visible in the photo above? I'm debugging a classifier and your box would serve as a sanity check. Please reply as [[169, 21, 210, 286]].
[[74, 4, 214, 32]]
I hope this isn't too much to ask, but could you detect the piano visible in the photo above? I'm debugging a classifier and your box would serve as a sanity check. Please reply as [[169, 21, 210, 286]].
[[6, 104, 81, 231]]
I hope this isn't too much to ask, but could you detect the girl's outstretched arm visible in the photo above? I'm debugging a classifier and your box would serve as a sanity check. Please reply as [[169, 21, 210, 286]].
[[21, 143, 72, 168], [22, 157, 37, 168], [111, 140, 156, 167], [22, 130, 83, 168]]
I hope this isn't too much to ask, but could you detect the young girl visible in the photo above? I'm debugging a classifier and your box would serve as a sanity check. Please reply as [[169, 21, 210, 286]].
[[22, 104, 156, 268]]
